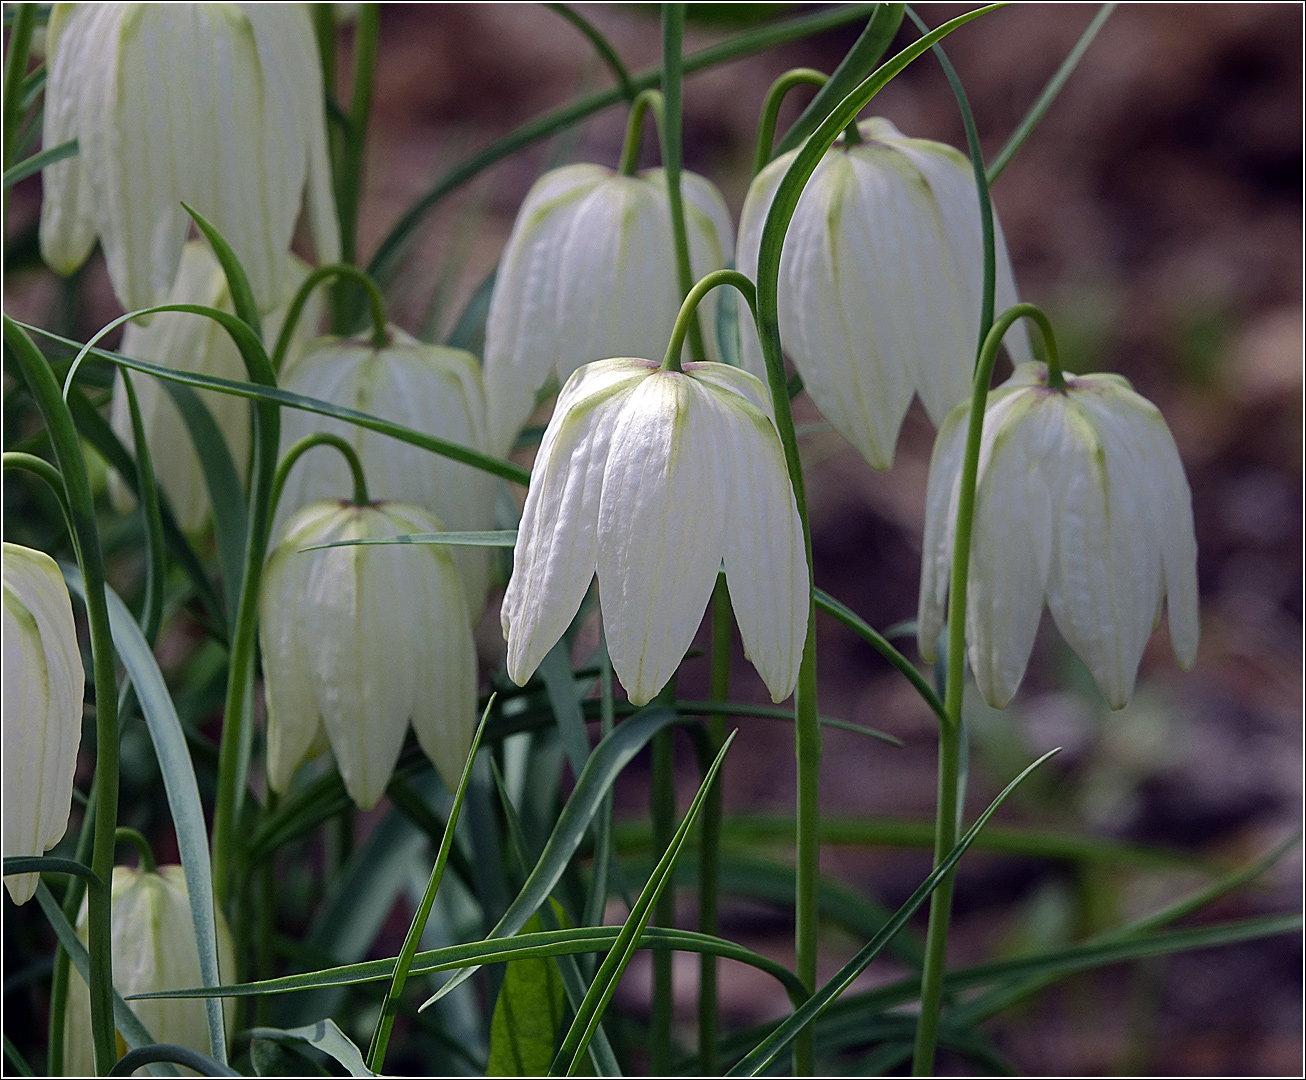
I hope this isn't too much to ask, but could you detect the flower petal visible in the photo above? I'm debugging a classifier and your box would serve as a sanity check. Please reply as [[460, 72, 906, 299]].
[[503, 359, 654, 686], [916, 400, 970, 663], [596, 371, 725, 706]]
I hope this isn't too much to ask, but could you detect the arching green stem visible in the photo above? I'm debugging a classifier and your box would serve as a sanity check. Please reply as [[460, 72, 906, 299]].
[[547, 3, 636, 102], [269, 432, 371, 519], [3, 452, 74, 540], [617, 89, 664, 176], [753, 69, 863, 176], [660, 5, 707, 366], [274, 263, 389, 372], [748, 10, 1002, 1072], [660, 269, 757, 373], [911, 301, 1061, 1075], [3, 316, 120, 1075], [115, 827, 156, 873]]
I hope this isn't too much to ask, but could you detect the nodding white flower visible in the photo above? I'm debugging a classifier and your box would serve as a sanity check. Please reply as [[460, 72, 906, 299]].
[[737, 117, 1032, 470], [260, 501, 477, 807], [63, 865, 236, 1076], [483, 164, 735, 455], [110, 242, 323, 534], [503, 358, 808, 707], [2, 544, 83, 906], [40, 2, 338, 312], [918, 363, 1200, 710], [275, 329, 496, 615]]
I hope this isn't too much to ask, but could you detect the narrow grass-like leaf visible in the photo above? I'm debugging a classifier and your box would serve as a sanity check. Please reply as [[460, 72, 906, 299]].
[[445, 266, 497, 354], [120, 372, 164, 642], [158, 381, 247, 621], [2, 134, 76, 187], [19, 322, 530, 485], [62, 569, 228, 1064], [773, 3, 905, 156], [545, 3, 636, 101], [727, 748, 1060, 1076], [420, 706, 680, 1007], [66, 385, 226, 636], [297, 529, 517, 552], [539, 642, 594, 778], [366, 707, 489, 1072], [32, 883, 177, 1076], [181, 204, 261, 340], [815, 589, 947, 725], [2, 1035, 35, 1078], [107, 1046, 240, 1078], [987, 4, 1116, 184], [2, 856, 101, 884], [247, 1021, 372, 1077], [553, 731, 738, 1075]]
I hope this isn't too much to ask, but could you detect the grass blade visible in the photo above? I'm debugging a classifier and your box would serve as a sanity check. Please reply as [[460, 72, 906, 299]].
[[62, 568, 228, 1064], [247, 1020, 371, 1077], [297, 529, 518, 551], [2, 134, 76, 187]]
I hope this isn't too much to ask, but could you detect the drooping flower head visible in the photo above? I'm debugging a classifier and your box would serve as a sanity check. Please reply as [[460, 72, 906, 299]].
[[503, 358, 809, 707], [918, 363, 1200, 710], [109, 242, 324, 534], [737, 117, 1031, 469], [260, 501, 478, 807], [274, 328, 495, 615], [41, 2, 338, 312], [483, 164, 734, 455], [63, 865, 236, 1076], [2, 543, 84, 905]]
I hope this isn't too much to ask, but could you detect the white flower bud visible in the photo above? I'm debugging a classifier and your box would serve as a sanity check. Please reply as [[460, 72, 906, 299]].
[[483, 164, 735, 455], [2, 544, 84, 905], [274, 328, 496, 616], [40, 2, 339, 312], [918, 363, 1200, 710], [503, 358, 808, 707], [260, 501, 478, 806], [109, 242, 324, 534], [737, 118, 1031, 469], [62, 865, 236, 1077]]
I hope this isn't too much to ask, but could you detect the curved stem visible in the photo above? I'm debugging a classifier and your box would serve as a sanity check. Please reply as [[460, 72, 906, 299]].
[[114, 827, 156, 873], [3, 452, 74, 539], [617, 89, 664, 176], [754, 69, 827, 177], [660, 268, 757, 372], [911, 301, 1061, 1075], [3, 316, 120, 1075], [546, 3, 636, 102], [269, 432, 371, 522], [660, 5, 706, 365], [274, 263, 389, 373]]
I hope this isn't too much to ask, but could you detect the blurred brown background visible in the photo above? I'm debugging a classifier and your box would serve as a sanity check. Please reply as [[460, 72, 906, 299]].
[[5, 3, 1301, 1075]]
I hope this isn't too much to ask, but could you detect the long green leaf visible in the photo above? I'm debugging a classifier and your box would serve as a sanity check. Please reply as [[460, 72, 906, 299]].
[[3, 134, 76, 187], [487, 913, 569, 1077], [297, 529, 518, 551], [553, 732, 738, 1076], [63, 568, 228, 1064], [772, 3, 905, 156], [247, 1021, 372, 1077], [728, 748, 1060, 1076], [18, 321, 531, 486], [107, 1046, 240, 1078], [420, 705, 680, 1007], [2, 856, 101, 885], [539, 641, 594, 778], [32, 883, 177, 1077]]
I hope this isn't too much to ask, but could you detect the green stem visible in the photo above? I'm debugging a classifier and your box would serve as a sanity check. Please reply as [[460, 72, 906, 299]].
[[3, 316, 120, 1075], [752, 69, 863, 176], [910, 301, 1062, 1075], [2, 3, 35, 172], [659, 4, 706, 365], [660, 268, 756, 372], [616, 89, 664, 176], [269, 432, 371, 517], [114, 827, 156, 872], [365, 4, 882, 290], [119, 372, 165, 645], [275, 262, 388, 372], [3, 452, 74, 539], [650, 721, 676, 1076], [332, 2, 380, 332], [698, 574, 732, 1075], [546, 3, 636, 102]]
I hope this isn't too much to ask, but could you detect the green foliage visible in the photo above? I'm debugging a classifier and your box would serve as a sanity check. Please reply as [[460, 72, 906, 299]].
[[487, 913, 568, 1077]]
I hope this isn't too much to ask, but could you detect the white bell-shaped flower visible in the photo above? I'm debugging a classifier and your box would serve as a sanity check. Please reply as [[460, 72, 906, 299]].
[[2, 544, 84, 905], [260, 501, 478, 807], [483, 164, 735, 455], [109, 242, 323, 534], [274, 328, 496, 615], [503, 358, 808, 707], [737, 117, 1032, 469], [63, 864, 236, 1076], [918, 363, 1200, 710], [40, 2, 338, 312]]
